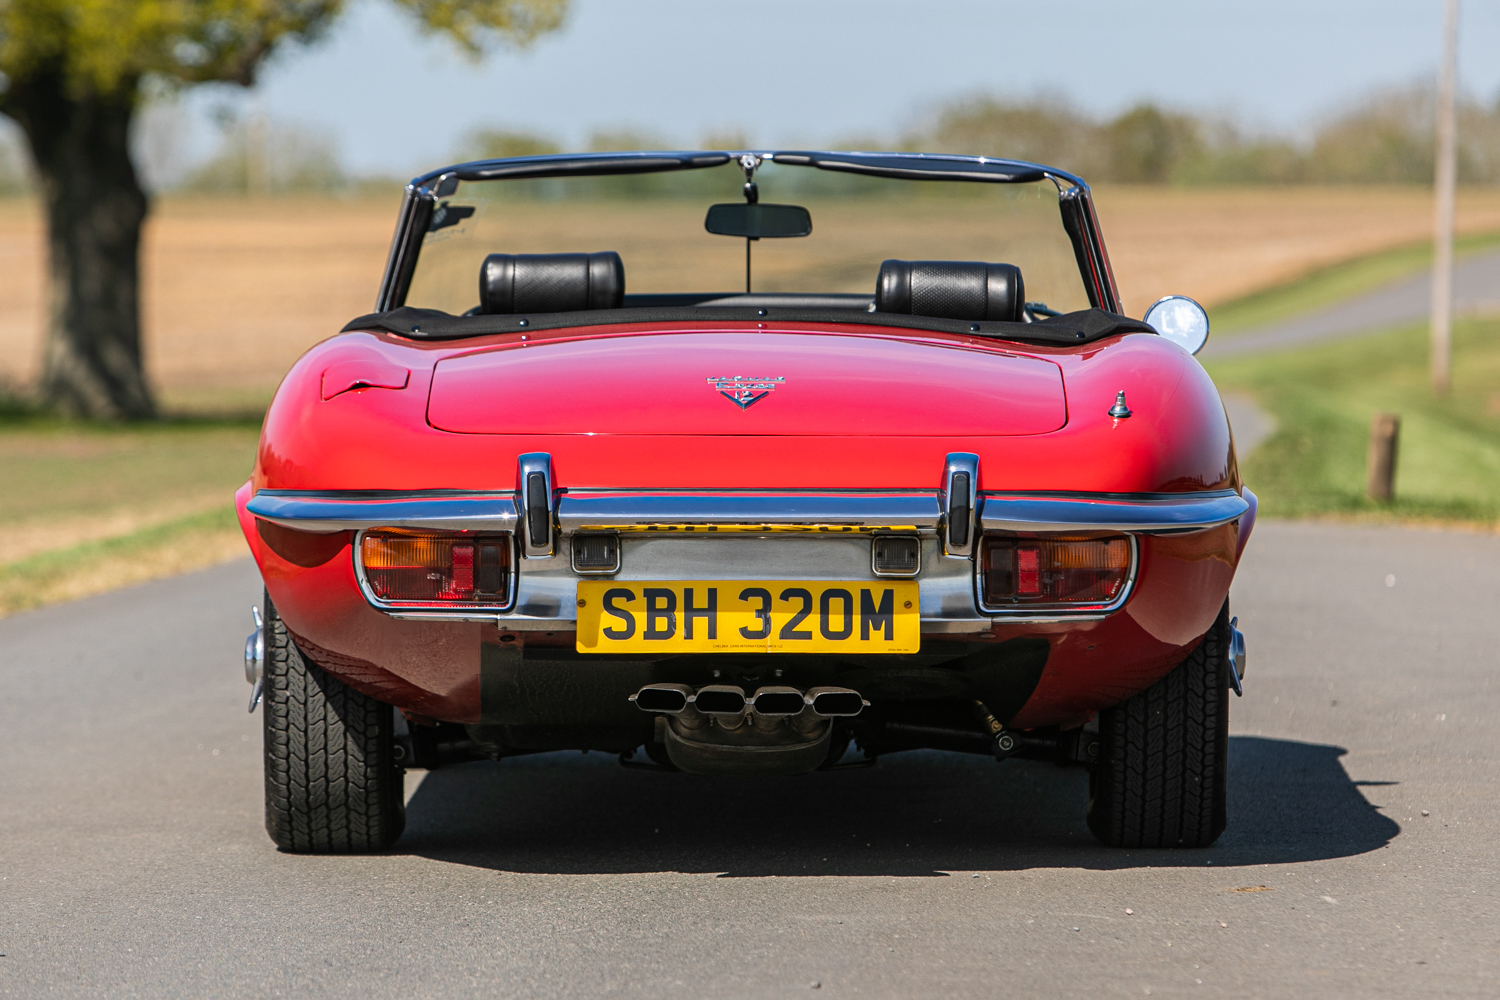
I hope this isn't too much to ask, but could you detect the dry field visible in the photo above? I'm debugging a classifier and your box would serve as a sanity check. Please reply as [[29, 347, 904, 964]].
[[0, 186, 1498, 405]]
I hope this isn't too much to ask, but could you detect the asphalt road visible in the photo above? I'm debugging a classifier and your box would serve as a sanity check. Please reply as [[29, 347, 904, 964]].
[[2, 520, 1497, 998], [1201, 247, 1500, 358]]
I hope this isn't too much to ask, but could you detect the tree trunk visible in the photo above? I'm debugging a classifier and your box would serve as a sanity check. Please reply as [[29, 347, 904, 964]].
[[4, 68, 154, 418]]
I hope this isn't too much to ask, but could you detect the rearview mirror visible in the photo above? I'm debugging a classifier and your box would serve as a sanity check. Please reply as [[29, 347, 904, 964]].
[[1143, 295, 1210, 355], [704, 203, 812, 239]]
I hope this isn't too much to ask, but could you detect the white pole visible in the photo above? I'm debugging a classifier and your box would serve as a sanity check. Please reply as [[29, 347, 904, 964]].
[[1431, 0, 1459, 394]]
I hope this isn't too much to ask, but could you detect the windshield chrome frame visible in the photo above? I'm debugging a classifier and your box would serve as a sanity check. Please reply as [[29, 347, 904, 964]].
[[374, 150, 1121, 314]]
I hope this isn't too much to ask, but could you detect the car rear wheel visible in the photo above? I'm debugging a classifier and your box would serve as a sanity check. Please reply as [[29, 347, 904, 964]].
[[1086, 602, 1231, 848], [262, 595, 405, 853]]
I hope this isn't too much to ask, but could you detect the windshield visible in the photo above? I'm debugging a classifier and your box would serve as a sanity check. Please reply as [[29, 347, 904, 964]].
[[403, 158, 1094, 317]]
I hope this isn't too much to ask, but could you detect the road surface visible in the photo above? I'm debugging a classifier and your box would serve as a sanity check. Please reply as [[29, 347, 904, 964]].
[[2, 520, 1496, 998], [1202, 247, 1500, 358]]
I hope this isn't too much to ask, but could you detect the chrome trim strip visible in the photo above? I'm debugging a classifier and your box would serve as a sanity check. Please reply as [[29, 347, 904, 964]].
[[246, 491, 518, 532], [386, 612, 569, 629], [978, 491, 1249, 535], [382, 613, 1097, 631], [941, 453, 979, 558], [920, 617, 992, 634], [556, 491, 943, 532], [410, 150, 1086, 195], [376, 184, 431, 312]]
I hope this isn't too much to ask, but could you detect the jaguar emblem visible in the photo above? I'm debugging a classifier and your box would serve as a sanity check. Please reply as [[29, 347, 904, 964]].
[[706, 375, 785, 410]]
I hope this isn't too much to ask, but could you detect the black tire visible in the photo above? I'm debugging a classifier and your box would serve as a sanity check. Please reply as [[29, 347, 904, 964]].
[[1086, 602, 1230, 848], [262, 595, 405, 853]]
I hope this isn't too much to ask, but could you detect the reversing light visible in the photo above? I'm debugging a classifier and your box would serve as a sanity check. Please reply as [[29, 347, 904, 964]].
[[872, 535, 920, 577], [361, 530, 512, 605], [981, 535, 1131, 607], [571, 532, 621, 573]]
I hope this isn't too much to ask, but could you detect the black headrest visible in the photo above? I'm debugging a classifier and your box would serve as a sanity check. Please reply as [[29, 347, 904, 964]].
[[480, 252, 625, 314], [875, 259, 1025, 322]]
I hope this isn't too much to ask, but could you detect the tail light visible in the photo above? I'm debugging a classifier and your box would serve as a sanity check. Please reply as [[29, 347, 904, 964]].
[[981, 535, 1131, 608], [360, 530, 513, 605]]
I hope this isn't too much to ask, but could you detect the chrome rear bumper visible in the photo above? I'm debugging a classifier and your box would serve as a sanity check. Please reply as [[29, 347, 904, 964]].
[[247, 487, 1248, 631]]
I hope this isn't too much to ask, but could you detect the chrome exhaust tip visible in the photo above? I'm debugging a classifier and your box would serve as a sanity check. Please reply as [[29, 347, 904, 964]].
[[807, 687, 868, 717], [630, 683, 694, 714], [690, 685, 748, 715], [630, 683, 868, 718], [747, 686, 806, 717]]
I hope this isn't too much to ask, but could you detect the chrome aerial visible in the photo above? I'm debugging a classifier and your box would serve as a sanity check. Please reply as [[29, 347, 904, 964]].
[[245, 606, 265, 713], [1227, 615, 1247, 697]]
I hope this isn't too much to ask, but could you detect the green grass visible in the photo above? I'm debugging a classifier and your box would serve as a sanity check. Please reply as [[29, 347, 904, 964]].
[[1210, 231, 1500, 334], [0, 416, 259, 525], [0, 417, 259, 616], [1205, 316, 1500, 523], [0, 506, 246, 617]]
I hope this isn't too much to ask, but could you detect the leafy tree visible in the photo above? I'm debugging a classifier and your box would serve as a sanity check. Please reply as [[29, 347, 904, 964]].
[[461, 128, 560, 161], [921, 95, 1104, 178], [183, 117, 346, 194], [0, 0, 567, 418], [1103, 104, 1200, 184]]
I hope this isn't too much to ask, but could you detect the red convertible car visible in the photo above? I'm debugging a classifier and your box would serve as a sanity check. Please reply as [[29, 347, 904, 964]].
[[238, 151, 1253, 854]]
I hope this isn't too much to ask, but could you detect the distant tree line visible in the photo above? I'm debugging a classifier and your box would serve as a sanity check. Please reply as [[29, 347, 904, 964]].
[[0, 80, 1493, 200], [912, 84, 1500, 185], [457, 82, 1500, 188], [181, 116, 348, 195]]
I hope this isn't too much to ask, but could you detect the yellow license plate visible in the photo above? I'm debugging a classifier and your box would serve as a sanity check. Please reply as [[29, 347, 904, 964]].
[[575, 580, 921, 654]]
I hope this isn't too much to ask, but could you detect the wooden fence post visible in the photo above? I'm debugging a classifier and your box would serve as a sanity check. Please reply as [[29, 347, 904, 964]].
[[1366, 412, 1400, 502]]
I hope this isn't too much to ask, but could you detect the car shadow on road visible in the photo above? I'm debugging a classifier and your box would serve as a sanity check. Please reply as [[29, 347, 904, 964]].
[[398, 735, 1399, 876]]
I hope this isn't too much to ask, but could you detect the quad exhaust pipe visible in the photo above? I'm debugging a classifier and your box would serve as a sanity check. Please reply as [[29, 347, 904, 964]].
[[630, 683, 868, 718]]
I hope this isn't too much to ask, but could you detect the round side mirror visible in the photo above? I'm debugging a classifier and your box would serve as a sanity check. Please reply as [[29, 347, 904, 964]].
[[1143, 295, 1210, 355]]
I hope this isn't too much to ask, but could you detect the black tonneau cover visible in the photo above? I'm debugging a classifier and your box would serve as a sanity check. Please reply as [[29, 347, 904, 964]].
[[341, 304, 1155, 346]]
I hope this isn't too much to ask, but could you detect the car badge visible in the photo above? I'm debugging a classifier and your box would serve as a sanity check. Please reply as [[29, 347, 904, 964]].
[[706, 375, 785, 410]]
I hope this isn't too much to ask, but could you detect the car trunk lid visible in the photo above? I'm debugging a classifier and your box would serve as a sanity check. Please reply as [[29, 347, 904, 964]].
[[427, 330, 1066, 437]]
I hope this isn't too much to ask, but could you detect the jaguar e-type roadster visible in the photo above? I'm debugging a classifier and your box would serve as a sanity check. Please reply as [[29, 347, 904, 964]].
[[237, 150, 1253, 854]]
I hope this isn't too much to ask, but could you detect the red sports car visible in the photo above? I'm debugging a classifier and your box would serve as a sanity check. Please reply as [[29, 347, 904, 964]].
[[238, 151, 1253, 854]]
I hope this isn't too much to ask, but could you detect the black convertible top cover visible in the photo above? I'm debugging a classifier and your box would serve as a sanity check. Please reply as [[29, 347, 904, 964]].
[[341, 305, 1155, 346]]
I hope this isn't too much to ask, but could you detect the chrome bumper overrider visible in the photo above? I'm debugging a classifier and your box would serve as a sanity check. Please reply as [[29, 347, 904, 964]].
[[247, 488, 1249, 630]]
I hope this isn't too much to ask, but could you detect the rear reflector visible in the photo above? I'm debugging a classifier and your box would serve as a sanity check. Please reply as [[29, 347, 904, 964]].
[[361, 530, 512, 605], [981, 535, 1131, 607]]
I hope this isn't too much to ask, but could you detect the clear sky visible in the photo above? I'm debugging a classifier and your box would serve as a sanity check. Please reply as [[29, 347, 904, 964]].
[[172, 0, 1500, 179]]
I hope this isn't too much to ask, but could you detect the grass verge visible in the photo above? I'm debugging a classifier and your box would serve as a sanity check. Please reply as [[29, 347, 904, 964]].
[[0, 417, 258, 618], [1209, 231, 1500, 334], [0, 505, 248, 618], [1206, 315, 1500, 525]]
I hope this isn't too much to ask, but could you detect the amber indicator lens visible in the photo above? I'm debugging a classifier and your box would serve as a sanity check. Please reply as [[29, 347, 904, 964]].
[[361, 530, 511, 603], [572, 533, 620, 572], [981, 536, 1130, 606], [873, 536, 920, 575]]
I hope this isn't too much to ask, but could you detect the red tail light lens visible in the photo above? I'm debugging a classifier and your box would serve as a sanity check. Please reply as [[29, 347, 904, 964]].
[[981, 535, 1131, 607], [361, 530, 512, 605]]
